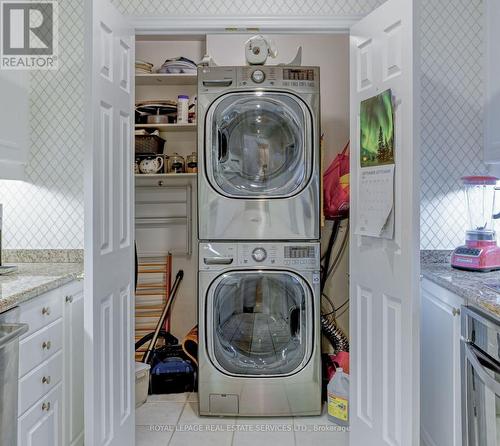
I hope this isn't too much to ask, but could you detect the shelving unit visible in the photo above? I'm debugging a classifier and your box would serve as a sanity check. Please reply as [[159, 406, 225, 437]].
[[135, 123, 196, 132], [135, 73, 197, 86]]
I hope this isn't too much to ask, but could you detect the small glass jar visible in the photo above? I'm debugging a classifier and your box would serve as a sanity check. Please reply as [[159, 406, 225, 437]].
[[186, 152, 198, 173], [168, 153, 185, 173]]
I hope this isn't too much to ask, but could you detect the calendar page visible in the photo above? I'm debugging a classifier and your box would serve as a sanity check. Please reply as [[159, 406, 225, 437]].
[[355, 165, 395, 239]]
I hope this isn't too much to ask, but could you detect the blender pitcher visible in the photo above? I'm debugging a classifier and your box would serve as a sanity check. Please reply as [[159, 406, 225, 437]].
[[451, 176, 500, 271], [463, 176, 500, 242]]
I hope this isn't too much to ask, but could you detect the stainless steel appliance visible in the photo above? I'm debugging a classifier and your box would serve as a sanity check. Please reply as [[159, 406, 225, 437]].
[[462, 306, 500, 445], [0, 307, 28, 446], [197, 66, 320, 241], [198, 241, 321, 416]]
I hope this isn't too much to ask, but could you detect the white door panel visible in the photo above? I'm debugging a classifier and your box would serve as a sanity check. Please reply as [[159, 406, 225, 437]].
[[85, 1, 135, 445], [349, 1, 420, 445]]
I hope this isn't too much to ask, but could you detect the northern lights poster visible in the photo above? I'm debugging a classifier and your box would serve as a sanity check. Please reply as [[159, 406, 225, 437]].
[[360, 89, 395, 167]]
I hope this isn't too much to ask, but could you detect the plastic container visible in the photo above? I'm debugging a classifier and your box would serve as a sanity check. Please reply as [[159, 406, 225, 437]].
[[177, 95, 189, 124], [327, 367, 349, 427], [135, 362, 151, 408]]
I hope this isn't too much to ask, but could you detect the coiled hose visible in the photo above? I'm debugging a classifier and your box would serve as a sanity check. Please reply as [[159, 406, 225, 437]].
[[321, 219, 350, 354], [321, 313, 350, 353]]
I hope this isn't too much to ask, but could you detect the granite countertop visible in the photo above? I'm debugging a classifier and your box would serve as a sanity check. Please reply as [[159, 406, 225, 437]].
[[0, 263, 83, 314], [421, 251, 500, 321]]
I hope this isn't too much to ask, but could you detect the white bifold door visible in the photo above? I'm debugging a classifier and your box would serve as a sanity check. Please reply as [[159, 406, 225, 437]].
[[84, 1, 135, 445], [349, 0, 420, 446]]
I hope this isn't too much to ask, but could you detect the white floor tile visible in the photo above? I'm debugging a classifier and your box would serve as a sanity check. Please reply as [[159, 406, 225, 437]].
[[169, 401, 234, 446], [232, 416, 295, 446], [136, 401, 185, 427], [147, 393, 188, 403], [293, 404, 349, 446], [136, 425, 172, 446]]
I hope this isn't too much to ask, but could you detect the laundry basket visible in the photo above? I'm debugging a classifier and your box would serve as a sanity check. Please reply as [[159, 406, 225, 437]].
[[135, 362, 151, 408]]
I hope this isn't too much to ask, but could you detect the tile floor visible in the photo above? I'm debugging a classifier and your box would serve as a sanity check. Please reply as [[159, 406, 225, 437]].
[[136, 393, 349, 446]]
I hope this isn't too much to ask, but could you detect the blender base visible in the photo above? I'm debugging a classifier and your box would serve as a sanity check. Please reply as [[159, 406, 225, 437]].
[[451, 241, 500, 272]]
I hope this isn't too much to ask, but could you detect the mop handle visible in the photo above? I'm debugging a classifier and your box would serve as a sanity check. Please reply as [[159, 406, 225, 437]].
[[143, 270, 184, 364]]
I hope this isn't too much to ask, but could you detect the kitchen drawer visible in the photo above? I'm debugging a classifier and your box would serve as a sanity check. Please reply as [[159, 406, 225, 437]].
[[18, 383, 62, 446], [18, 350, 63, 416], [19, 318, 63, 378], [19, 289, 62, 339]]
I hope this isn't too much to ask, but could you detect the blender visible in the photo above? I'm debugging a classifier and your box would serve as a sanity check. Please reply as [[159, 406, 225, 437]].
[[451, 176, 500, 271]]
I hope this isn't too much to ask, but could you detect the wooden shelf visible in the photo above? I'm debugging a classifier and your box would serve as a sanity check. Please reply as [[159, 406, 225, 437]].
[[135, 73, 197, 86], [135, 173, 196, 187], [135, 123, 196, 132]]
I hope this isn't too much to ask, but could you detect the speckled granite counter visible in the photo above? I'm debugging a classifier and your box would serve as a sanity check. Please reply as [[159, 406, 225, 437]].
[[421, 251, 500, 321], [0, 263, 83, 314]]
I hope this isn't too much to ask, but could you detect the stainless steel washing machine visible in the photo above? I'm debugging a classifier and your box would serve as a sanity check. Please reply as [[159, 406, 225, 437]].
[[197, 66, 320, 241], [198, 241, 321, 416]]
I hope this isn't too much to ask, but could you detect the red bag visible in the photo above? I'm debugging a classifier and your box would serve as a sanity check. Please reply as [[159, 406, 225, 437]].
[[323, 142, 350, 220]]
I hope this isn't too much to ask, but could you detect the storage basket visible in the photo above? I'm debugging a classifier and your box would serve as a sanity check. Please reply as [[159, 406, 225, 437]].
[[135, 362, 151, 408], [135, 135, 165, 154]]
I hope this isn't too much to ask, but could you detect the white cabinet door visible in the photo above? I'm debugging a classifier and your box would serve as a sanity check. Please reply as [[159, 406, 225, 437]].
[[18, 384, 62, 446], [349, 0, 420, 445], [62, 282, 84, 446], [84, 1, 135, 445], [0, 69, 29, 180], [421, 279, 463, 446], [485, 0, 500, 163]]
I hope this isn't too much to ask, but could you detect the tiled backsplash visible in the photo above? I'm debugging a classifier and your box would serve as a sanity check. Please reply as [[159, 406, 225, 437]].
[[0, 0, 84, 249], [0, 0, 485, 250]]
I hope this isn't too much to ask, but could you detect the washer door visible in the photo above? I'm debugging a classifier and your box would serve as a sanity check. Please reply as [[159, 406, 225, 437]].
[[207, 270, 313, 377], [205, 92, 312, 198]]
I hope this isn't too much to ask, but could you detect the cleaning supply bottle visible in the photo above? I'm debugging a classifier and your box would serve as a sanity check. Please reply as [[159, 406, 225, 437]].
[[327, 367, 349, 427]]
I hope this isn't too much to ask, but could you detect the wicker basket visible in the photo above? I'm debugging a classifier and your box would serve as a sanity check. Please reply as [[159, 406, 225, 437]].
[[135, 135, 166, 154]]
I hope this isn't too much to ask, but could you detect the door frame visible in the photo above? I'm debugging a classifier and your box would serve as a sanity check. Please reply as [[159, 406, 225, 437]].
[[131, 15, 361, 35], [106, 9, 421, 441]]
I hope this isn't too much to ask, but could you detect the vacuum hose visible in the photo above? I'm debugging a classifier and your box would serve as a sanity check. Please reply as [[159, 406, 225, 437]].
[[321, 313, 350, 353]]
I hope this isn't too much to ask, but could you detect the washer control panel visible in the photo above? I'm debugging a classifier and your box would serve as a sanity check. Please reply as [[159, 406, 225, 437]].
[[199, 242, 320, 270], [239, 243, 319, 269]]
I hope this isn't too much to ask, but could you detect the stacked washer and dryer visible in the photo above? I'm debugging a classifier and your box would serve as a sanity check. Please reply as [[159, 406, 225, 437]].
[[197, 66, 322, 416]]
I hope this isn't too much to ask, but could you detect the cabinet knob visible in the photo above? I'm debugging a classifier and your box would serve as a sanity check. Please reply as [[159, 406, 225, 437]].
[[41, 307, 50, 316], [158, 180, 164, 187], [42, 376, 51, 385], [65, 295, 73, 303], [42, 402, 51, 412], [452, 308, 461, 317], [42, 341, 51, 350]]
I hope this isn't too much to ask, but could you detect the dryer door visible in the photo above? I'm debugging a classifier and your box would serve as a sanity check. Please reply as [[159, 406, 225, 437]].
[[206, 92, 312, 198], [207, 270, 313, 376]]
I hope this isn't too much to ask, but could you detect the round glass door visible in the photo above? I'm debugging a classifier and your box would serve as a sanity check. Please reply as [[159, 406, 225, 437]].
[[209, 271, 312, 376], [207, 92, 311, 197]]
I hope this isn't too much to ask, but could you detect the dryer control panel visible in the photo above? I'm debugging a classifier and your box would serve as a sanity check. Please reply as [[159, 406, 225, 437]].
[[198, 66, 319, 94], [237, 66, 319, 92], [199, 242, 320, 271]]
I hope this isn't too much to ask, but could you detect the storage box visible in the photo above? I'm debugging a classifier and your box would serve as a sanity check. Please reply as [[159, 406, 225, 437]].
[[135, 361, 151, 408]]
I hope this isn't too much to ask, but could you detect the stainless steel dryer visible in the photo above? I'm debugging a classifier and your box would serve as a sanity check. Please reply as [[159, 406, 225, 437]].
[[198, 66, 320, 241], [198, 241, 321, 416]]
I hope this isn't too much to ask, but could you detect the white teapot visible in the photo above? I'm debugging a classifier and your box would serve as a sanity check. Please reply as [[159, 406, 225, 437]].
[[139, 156, 164, 174]]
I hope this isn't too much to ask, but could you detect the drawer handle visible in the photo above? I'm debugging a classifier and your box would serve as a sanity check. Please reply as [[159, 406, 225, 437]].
[[65, 295, 73, 303], [41, 307, 50, 316], [42, 402, 51, 412], [42, 376, 51, 385], [42, 341, 51, 350]]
